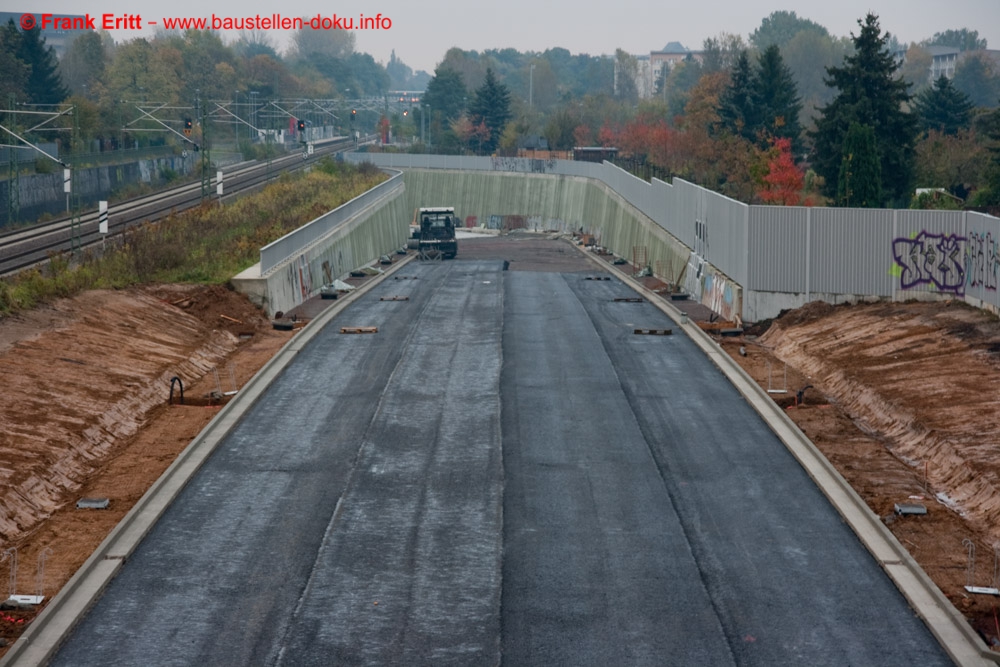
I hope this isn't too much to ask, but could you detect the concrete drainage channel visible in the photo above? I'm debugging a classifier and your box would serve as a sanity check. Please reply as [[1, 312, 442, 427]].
[[578, 245, 998, 667], [0, 254, 417, 667]]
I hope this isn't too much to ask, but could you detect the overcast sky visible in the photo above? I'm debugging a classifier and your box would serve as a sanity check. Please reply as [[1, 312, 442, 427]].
[[4, 0, 999, 73]]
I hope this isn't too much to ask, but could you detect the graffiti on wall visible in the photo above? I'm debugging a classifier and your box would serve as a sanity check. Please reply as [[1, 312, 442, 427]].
[[486, 214, 528, 231], [966, 231, 999, 291], [892, 231, 966, 294], [701, 270, 740, 324], [489, 156, 556, 173]]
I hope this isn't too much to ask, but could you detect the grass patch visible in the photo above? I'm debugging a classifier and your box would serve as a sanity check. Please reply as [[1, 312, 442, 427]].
[[0, 160, 386, 315]]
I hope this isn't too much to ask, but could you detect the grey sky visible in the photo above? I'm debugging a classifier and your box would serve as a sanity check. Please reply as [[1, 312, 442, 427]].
[[4, 0, 999, 74]]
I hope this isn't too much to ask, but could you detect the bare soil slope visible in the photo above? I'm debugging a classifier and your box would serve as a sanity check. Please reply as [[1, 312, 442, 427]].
[[4, 238, 1000, 653], [0, 285, 292, 650], [724, 300, 1000, 646]]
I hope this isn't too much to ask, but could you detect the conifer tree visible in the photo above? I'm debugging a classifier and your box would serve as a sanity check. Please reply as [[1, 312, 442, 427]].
[[914, 76, 974, 135], [754, 45, 802, 153], [469, 68, 512, 154], [810, 13, 917, 206], [837, 122, 883, 207], [717, 51, 757, 141], [16, 23, 68, 104], [0, 20, 29, 104], [422, 66, 467, 122]]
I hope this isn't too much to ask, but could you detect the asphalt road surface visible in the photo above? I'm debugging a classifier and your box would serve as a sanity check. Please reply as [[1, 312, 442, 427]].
[[52, 256, 951, 666]]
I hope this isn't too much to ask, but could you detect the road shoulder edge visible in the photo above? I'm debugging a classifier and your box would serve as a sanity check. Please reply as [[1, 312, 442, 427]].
[[0, 254, 417, 667], [574, 242, 995, 667]]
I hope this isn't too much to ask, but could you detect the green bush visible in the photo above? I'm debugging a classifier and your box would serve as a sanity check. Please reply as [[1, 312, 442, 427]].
[[910, 190, 963, 210]]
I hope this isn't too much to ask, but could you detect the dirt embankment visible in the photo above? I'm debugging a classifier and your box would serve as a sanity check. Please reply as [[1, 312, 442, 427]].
[[0, 285, 291, 650], [576, 241, 1000, 645], [5, 239, 1000, 652], [763, 301, 1000, 545], [724, 299, 1000, 645]]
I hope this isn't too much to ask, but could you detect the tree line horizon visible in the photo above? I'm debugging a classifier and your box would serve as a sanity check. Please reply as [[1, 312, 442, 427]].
[[1, 10, 999, 209]]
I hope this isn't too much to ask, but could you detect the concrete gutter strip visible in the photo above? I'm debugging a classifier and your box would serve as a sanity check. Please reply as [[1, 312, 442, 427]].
[[578, 244, 997, 667], [0, 254, 417, 667]]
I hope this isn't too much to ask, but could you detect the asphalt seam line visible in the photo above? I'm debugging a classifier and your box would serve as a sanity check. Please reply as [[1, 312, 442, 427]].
[[0, 254, 417, 667], [576, 242, 997, 667]]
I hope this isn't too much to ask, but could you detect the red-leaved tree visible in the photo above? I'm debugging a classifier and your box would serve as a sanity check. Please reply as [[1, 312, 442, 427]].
[[598, 121, 620, 147], [760, 137, 804, 206]]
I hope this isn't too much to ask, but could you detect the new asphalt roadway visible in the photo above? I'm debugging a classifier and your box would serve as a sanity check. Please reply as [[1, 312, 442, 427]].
[[50, 258, 951, 666]]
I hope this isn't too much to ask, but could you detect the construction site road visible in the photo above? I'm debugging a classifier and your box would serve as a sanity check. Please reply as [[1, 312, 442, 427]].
[[51, 258, 950, 666]]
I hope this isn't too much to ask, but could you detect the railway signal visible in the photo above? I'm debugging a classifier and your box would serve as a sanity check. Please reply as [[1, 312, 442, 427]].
[[297, 118, 306, 132], [183, 118, 192, 136]]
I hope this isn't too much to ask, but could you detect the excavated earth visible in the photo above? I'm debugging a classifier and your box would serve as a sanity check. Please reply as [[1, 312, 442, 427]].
[[719, 299, 1000, 648], [0, 284, 293, 651], [3, 240, 1000, 654]]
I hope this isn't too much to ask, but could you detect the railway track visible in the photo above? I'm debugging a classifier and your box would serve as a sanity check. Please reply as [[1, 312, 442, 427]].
[[0, 135, 368, 277]]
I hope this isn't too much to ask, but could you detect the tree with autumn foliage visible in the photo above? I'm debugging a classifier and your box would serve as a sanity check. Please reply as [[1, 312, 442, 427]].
[[760, 138, 804, 205], [598, 121, 620, 147], [619, 115, 675, 169]]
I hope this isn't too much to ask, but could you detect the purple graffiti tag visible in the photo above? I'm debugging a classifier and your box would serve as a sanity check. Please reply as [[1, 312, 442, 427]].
[[892, 230, 966, 295], [966, 231, 999, 291]]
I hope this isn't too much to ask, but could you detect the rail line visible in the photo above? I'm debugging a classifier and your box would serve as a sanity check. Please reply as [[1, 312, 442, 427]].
[[0, 136, 368, 277]]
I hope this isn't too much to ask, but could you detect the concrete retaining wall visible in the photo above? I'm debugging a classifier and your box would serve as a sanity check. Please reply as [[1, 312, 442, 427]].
[[238, 167, 742, 320], [0, 154, 197, 228], [233, 186, 409, 316], [401, 169, 735, 320]]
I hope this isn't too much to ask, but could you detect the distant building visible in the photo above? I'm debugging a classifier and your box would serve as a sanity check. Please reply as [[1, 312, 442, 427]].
[[0, 12, 90, 58], [926, 45, 961, 80], [897, 46, 1000, 84], [519, 135, 549, 151], [637, 55, 654, 99], [650, 42, 704, 92], [573, 146, 618, 163]]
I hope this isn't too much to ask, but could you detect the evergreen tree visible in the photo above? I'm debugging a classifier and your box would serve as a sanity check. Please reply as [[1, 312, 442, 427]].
[[16, 23, 68, 104], [754, 45, 802, 153], [914, 76, 974, 135], [0, 20, 29, 105], [809, 13, 918, 206], [469, 68, 511, 154], [717, 51, 758, 141], [422, 65, 467, 122], [837, 122, 882, 207]]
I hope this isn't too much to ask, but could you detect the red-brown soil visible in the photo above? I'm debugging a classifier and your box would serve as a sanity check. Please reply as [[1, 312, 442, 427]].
[[4, 237, 1000, 655], [723, 299, 1000, 647], [0, 284, 294, 654]]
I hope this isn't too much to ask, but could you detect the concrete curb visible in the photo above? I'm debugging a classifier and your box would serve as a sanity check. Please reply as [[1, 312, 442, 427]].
[[576, 244, 997, 667], [0, 254, 417, 667]]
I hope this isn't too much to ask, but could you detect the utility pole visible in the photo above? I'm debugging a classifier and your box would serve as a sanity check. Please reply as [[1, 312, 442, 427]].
[[530, 63, 535, 108], [70, 108, 82, 252], [200, 99, 211, 200], [7, 94, 19, 226]]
